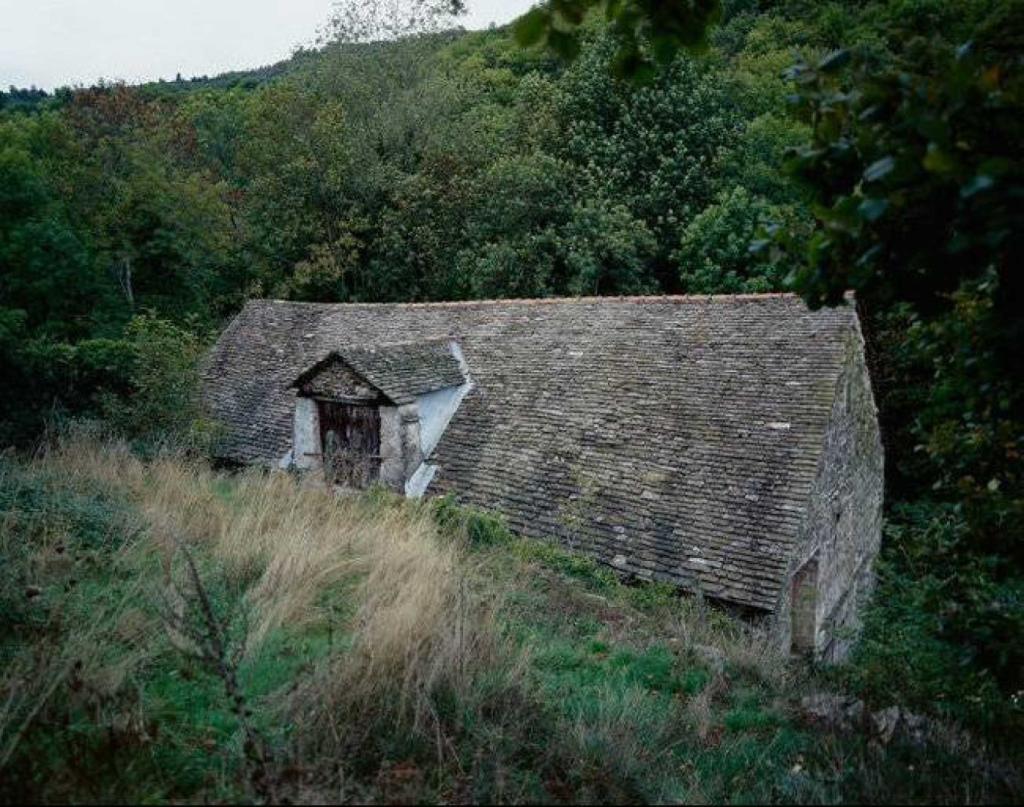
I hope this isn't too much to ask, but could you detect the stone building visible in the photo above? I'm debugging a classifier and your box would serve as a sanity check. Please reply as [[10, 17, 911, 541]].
[[202, 293, 884, 660]]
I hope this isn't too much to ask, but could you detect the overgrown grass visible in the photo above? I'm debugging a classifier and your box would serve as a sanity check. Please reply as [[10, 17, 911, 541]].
[[1, 434, 1020, 803]]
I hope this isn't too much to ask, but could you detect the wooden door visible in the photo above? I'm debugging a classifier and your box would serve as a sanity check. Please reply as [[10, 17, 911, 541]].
[[318, 401, 381, 488], [790, 556, 819, 656]]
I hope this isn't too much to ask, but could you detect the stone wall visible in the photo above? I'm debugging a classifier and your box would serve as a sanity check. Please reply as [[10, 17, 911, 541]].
[[299, 358, 381, 401], [777, 319, 885, 661]]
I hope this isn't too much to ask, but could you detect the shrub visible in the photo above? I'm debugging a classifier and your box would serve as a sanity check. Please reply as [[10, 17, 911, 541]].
[[841, 500, 1024, 734], [99, 313, 214, 451]]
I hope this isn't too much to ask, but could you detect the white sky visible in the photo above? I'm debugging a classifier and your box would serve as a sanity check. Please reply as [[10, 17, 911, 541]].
[[0, 1, 536, 90]]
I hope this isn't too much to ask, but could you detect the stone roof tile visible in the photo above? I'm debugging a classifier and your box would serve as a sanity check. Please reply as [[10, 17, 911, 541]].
[[202, 294, 857, 613], [291, 340, 464, 404]]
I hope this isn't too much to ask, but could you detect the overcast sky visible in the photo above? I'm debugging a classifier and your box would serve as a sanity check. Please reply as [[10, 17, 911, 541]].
[[0, 1, 536, 90]]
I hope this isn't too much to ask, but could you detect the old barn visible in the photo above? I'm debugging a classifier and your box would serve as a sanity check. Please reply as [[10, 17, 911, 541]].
[[203, 294, 883, 660]]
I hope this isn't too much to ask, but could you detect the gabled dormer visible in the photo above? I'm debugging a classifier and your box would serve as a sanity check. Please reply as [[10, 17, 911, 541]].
[[286, 339, 471, 496]]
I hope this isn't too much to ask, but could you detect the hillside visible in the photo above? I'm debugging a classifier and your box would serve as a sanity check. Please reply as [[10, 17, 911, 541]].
[[1, 434, 1017, 803]]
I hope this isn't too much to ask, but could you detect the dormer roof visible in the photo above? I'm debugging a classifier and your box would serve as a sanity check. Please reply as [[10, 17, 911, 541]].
[[289, 339, 466, 405]]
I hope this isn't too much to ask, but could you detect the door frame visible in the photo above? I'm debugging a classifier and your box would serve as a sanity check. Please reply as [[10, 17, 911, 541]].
[[790, 553, 820, 656]]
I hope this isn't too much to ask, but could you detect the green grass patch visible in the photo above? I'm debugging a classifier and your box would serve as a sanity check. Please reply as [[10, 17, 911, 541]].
[[509, 538, 619, 591]]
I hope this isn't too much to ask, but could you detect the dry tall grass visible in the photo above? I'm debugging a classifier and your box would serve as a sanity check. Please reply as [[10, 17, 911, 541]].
[[7, 433, 1015, 804], [10, 433, 501, 760]]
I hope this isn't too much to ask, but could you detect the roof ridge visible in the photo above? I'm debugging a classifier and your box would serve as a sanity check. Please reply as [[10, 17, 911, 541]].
[[248, 292, 842, 311], [341, 336, 455, 351]]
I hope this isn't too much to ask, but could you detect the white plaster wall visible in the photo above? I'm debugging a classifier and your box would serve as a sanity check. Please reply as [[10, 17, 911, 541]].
[[293, 396, 321, 470], [416, 384, 469, 457], [405, 462, 438, 498], [406, 380, 470, 499], [418, 344, 472, 457], [398, 403, 424, 479], [404, 341, 473, 496]]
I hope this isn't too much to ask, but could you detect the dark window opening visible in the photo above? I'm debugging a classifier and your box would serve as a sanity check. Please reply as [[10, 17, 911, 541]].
[[318, 400, 381, 488]]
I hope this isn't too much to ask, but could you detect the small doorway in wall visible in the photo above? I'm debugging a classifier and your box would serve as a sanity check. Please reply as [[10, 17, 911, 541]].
[[791, 554, 819, 656], [318, 400, 381, 488]]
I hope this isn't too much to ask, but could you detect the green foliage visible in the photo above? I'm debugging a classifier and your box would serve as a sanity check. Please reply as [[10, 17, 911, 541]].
[[0, 112, 112, 340], [846, 502, 1024, 721], [782, 17, 1023, 312], [675, 187, 797, 293], [514, 1, 723, 81], [512, 538, 621, 592], [98, 314, 213, 450], [624, 579, 679, 611], [558, 43, 742, 269], [0, 456, 134, 646], [724, 114, 810, 203], [431, 495, 514, 546], [777, 0, 1024, 707], [0, 86, 52, 113], [0, 310, 208, 448], [0, 332, 134, 446]]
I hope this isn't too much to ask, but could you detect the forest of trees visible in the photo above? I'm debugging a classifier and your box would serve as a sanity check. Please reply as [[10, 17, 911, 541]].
[[1, 0, 1021, 745]]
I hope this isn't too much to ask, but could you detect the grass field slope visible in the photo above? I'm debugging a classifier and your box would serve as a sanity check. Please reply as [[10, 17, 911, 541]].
[[1, 432, 1018, 803]]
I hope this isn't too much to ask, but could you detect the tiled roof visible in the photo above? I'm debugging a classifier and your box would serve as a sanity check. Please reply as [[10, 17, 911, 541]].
[[291, 340, 465, 404], [202, 294, 858, 612]]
